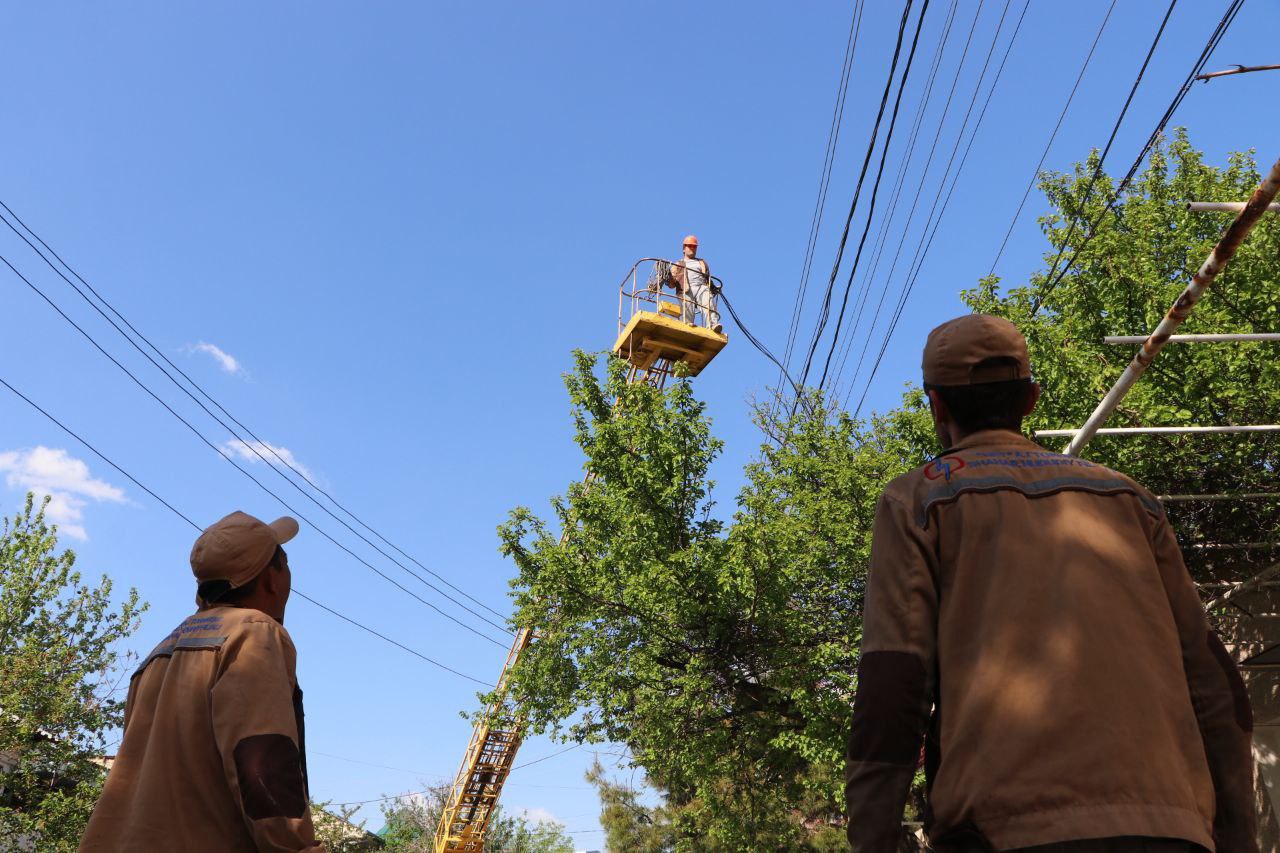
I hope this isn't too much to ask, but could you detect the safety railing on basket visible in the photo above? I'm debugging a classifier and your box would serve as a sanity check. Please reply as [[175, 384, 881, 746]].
[[617, 257, 725, 334]]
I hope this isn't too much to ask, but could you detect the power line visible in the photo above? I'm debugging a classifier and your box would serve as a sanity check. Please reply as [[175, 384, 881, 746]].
[[1024, 0, 1180, 313], [834, 0, 1016, 408], [0, 373, 492, 686], [815, 0, 934, 392], [987, 0, 1117, 276], [721, 282, 801, 397], [778, 0, 866, 400], [794, 0, 917, 395], [1028, 0, 1244, 313], [0, 251, 510, 647], [512, 742, 584, 771], [848, 0, 1031, 416], [825, 0, 962, 398], [0, 374, 203, 531], [292, 591, 492, 686], [0, 199, 510, 628]]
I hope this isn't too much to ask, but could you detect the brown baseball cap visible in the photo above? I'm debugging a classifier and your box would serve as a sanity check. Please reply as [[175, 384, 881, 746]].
[[922, 314, 1032, 386], [190, 511, 299, 591]]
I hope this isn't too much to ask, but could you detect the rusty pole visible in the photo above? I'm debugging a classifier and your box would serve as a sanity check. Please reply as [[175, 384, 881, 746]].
[[1063, 154, 1280, 457], [1195, 63, 1280, 82]]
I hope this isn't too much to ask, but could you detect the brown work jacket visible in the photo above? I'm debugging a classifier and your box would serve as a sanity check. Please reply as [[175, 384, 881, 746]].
[[845, 430, 1255, 852], [80, 604, 322, 852]]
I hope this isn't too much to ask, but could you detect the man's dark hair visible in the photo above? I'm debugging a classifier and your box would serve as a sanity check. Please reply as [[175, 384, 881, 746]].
[[199, 546, 286, 604], [924, 358, 1035, 434]]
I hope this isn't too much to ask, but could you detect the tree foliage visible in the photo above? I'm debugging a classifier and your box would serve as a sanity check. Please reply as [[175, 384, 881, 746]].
[[971, 131, 1280, 584], [0, 494, 146, 849], [498, 353, 931, 846], [379, 783, 574, 852]]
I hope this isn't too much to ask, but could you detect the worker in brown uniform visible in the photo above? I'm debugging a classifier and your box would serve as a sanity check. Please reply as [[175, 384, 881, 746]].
[[845, 315, 1255, 852], [81, 511, 322, 852]]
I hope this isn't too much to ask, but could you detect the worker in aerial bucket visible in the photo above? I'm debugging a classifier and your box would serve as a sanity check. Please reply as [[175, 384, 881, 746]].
[[672, 234, 722, 334], [845, 314, 1254, 852], [81, 511, 321, 852]]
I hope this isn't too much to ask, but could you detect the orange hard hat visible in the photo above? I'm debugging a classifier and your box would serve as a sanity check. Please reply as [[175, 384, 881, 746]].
[[683, 234, 699, 247]]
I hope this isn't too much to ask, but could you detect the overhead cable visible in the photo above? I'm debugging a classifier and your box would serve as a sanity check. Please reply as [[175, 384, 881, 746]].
[[0, 373, 492, 686], [815, 0, 934, 392], [1028, 0, 1244, 313], [0, 199, 510, 627], [778, 0, 866, 401], [987, 0, 1118, 275], [0, 252, 510, 647], [1023, 0, 1180, 313], [834, 0, 1018, 407], [794, 0, 917, 395], [848, 0, 1031, 416], [825, 0, 962, 398]]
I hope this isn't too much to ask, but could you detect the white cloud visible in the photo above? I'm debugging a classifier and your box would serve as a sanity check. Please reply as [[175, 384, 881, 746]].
[[222, 439, 317, 484], [519, 807, 562, 826], [0, 447, 127, 540], [184, 341, 243, 375]]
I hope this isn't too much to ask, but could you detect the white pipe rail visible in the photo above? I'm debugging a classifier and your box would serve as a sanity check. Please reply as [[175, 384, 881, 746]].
[[1158, 492, 1280, 502], [1040, 425, 1280, 438], [1187, 201, 1280, 212], [1204, 561, 1280, 611], [1063, 155, 1280, 457], [1104, 333, 1280, 345]]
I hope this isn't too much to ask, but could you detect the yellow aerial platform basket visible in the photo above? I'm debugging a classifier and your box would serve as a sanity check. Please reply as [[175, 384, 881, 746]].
[[613, 257, 728, 378]]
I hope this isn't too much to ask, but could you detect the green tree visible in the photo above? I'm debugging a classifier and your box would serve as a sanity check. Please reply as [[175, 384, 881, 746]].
[[311, 800, 380, 851], [379, 783, 574, 852], [497, 352, 932, 847], [0, 494, 146, 849], [969, 131, 1280, 585], [584, 758, 677, 852]]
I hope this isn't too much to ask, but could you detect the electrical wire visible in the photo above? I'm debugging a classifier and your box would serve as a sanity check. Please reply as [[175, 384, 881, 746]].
[[719, 287, 801, 397], [834, 0, 1015, 408], [794, 0, 917, 395], [825, 0, 961, 398], [0, 373, 493, 686], [1023, 0, 1179, 313], [778, 0, 866, 401], [1028, 0, 1244, 313], [987, 0, 1118, 276], [0, 251, 510, 648], [815, 0, 933, 392], [848, 0, 1032, 416], [0, 199, 510, 627]]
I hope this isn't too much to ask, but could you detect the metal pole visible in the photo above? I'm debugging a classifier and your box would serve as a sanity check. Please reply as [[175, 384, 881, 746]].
[[1104, 333, 1280, 344], [1063, 154, 1280, 457], [1041, 424, 1280, 438], [1195, 63, 1280, 82], [1204, 561, 1280, 611], [1187, 201, 1280, 213], [1159, 492, 1280, 503]]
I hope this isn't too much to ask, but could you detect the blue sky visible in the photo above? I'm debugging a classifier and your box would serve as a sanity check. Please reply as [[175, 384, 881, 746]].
[[1, 1, 1275, 843]]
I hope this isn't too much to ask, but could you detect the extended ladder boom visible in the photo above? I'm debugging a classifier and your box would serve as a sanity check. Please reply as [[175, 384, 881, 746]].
[[433, 259, 727, 851]]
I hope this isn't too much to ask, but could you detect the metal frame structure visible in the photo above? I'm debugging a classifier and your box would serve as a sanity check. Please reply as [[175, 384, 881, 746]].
[[1103, 333, 1280, 344], [1038, 425, 1280, 438], [432, 259, 727, 852], [1058, 155, 1280, 458]]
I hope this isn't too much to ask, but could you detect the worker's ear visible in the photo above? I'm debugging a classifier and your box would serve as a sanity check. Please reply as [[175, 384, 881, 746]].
[[1023, 382, 1041, 416], [925, 387, 947, 419], [926, 387, 952, 445]]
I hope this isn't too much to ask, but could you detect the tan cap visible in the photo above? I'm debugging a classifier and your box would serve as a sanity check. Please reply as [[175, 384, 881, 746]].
[[190, 511, 299, 590], [922, 313, 1031, 386]]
